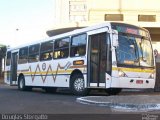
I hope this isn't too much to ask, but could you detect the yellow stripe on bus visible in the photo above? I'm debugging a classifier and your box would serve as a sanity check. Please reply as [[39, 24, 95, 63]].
[[5, 67, 154, 76], [112, 67, 155, 73], [17, 70, 73, 75]]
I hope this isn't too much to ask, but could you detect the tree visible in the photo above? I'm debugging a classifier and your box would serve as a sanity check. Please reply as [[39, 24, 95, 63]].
[[0, 45, 7, 78]]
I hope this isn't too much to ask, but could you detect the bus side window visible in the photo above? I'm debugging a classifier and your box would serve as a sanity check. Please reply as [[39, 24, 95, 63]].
[[28, 44, 40, 63], [70, 34, 86, 57], [53, 37, 69, 59], [40, 41, 53, 61], [19, 47, 28, 64]]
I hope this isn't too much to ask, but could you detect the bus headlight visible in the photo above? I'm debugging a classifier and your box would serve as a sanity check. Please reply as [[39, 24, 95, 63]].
[[118, 70, 127, 77], [149, 73, 154, 79]]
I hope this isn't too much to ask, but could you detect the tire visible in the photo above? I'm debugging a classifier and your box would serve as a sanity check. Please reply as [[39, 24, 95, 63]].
[[18, 76, 32, 91], [44, 87, 57, 93], [70, 74, 88, 96], [105, 88, 122, 95], [18, 76, 27, 91]]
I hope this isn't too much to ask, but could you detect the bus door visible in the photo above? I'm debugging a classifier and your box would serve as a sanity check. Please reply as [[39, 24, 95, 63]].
[[10, 52, 18, 85], [88, 28, 109, 87]]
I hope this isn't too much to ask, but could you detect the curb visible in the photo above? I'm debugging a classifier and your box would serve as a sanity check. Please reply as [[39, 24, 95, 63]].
[[77, 96, 160, 112]]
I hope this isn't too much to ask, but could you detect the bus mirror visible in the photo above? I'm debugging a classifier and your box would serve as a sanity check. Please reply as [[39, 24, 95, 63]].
[[154, 49, 158, 57], [112, 31, 119, 47]]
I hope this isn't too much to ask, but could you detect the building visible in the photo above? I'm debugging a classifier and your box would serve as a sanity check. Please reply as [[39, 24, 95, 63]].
[[48, 0, 160, 60]]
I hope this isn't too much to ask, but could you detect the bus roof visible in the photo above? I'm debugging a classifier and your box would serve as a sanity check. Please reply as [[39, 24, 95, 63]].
[[8, 22, 111, 51], [7, 22, 148, 52]]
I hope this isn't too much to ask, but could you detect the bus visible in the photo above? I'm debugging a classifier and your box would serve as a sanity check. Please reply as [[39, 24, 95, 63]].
[[4, 22, 156, 95]]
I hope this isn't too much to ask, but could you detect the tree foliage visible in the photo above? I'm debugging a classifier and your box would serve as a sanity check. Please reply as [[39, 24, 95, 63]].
[[0, 45, 6, 77], [0, 45, 7, 58]]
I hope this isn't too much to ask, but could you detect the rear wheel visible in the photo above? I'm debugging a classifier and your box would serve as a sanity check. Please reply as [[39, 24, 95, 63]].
[[18, 76, 32, 91], [70, 74, 88, 96]]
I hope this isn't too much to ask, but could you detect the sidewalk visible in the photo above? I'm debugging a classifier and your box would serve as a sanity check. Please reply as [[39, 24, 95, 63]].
[[77, 94, 160, 112]]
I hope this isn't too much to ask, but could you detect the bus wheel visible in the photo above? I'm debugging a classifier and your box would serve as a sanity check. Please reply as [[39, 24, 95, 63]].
[[105, 88, 122, 95], [18, 76, 27, 91], [70, 74, 88, 96]]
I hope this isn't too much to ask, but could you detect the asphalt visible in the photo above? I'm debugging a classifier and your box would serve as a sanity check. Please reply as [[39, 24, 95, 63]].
[[1, 80, 160, 112], [77, 94, 160, 112]]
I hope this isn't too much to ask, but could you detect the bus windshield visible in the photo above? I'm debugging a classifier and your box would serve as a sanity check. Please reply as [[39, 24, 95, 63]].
[[116, 34, 154, 67]]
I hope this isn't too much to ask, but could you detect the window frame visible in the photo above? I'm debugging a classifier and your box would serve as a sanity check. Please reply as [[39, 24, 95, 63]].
[[104, 14, 123, 21], [70, 33, 87, 57], [28, 44, 40, 63], [53, 37, 70, 59], [40, 40, 53, 61], [138, 15, 156, 22], [18, 47, 29, 64]]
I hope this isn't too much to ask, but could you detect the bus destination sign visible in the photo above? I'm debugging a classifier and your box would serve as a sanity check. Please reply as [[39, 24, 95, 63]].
[[112, 24, 149, 37]]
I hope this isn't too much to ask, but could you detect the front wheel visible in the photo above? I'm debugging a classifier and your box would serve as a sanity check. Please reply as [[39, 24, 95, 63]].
[[70, 74, 88, 96]]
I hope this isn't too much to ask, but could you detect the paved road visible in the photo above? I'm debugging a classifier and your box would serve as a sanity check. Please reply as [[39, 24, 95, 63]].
[[1, 84, 160, 120], [0, 84, 114, 114], [0, 84, 160, 116]]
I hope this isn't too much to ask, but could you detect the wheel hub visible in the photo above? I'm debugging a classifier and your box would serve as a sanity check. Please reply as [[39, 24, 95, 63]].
[[74, 78, 85, 92]]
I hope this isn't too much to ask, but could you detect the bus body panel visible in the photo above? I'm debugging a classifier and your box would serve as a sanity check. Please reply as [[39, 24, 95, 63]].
[[105, 73, 112, 88], [4, 66, 10, 84], [111, 77, 155, 88], [17, 56, 87, 87]]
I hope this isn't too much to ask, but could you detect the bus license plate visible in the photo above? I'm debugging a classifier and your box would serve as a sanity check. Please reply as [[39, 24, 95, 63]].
[[136, 80, 143, 84]]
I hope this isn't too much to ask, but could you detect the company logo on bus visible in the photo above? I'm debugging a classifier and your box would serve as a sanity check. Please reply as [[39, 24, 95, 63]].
[[42, 63, 46, 71]]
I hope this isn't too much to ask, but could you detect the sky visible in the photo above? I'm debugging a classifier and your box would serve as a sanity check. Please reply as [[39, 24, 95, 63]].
[[0, 0, 55, 48]]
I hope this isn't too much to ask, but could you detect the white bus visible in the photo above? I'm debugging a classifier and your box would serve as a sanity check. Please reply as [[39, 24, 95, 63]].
[[4, 22, 156, 95]]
